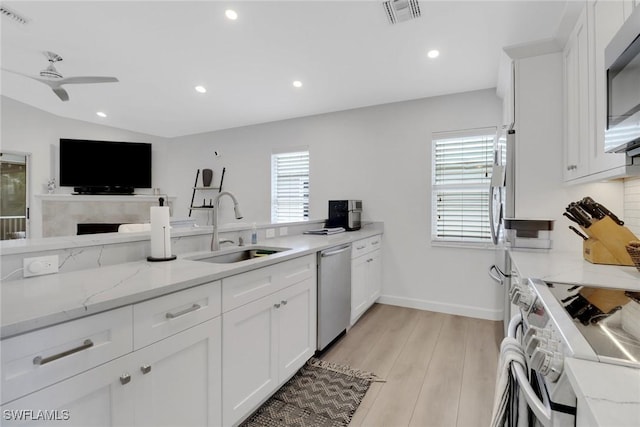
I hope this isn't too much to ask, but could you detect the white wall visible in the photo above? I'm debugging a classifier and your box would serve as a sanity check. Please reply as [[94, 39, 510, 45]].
[[1, 96, 170, 238], [166, 89, 506, 319]]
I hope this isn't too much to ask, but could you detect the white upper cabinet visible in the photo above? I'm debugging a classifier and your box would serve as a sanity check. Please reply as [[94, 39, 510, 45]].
[[587, 0, 628, 176], [564, 6, 590, 181], [563, 0, 636, 183]]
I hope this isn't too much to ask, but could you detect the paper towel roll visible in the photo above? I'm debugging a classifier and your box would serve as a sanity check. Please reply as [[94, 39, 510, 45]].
[[150, 206, 172, 259]]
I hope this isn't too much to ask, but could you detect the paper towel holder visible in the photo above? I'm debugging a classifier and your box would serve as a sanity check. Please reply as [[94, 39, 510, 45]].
[[147, 200, 177, 262]]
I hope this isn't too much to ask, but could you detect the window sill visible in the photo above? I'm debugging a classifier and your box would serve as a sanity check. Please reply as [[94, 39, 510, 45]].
[[430, 240, 496, 251]]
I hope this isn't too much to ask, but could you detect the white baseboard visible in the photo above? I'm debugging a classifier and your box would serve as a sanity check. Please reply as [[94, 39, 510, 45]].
[[377, 294, 503, 321]]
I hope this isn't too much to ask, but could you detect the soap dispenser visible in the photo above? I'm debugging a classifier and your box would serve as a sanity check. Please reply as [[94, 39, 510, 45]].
[[251, 223, 257, 244]]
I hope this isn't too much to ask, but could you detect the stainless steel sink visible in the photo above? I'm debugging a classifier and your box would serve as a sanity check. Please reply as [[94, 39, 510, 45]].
[[188, 246, 291, 264]]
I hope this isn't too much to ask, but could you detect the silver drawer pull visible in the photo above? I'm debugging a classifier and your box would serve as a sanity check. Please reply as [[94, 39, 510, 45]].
[[281, 300, 288, 305], [166, 304, 201, 319], [356, 245, 366, 250], [371, 240, 379, 245], [120, 373, 131, 385], [33, 339, 94, 365], [140, 364, 152, 374], [274, 303, 281, 309]]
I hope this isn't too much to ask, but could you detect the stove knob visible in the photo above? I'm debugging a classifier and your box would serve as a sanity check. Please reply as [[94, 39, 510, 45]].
[[530, 348, 563, 383], [515, 291, 533, 311], [525, 334, 547, 357]]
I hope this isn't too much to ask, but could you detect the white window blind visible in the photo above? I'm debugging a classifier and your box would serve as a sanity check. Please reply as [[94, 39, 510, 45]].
[[432, 128, 498, 243], [271, 150, 309, 223]]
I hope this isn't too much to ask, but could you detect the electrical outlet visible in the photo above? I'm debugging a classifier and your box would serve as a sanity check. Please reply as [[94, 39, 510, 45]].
[[23, 255, 59, 278], [279, 227, 288, 236], [266, 228, 276, 238]]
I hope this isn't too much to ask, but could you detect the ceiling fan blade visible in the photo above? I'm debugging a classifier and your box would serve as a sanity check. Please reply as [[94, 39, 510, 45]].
[[58, 76, 119, 85], [2, 68, 62, 88], [52, 87, 69, 102]]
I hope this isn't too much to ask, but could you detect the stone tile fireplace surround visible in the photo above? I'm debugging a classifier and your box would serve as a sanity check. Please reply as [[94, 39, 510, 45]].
[[40, 195, 171, 237]]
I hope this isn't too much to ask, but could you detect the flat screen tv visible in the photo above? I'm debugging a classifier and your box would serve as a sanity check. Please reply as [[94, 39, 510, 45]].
[[59, 139, 152, 194]]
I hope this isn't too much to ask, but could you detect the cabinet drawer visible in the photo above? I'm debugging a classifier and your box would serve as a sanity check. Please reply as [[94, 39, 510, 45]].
[[133, 281, 221, 350], [352, 235, 382, 258], [1, 306, 133, 405], [352, 239, 370, 258], [222, 255, 315, 312]]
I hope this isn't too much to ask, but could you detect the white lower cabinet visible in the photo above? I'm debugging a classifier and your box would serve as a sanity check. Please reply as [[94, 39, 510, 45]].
[[2, 318, 221, 427], [133, 317, 222, 427], [350, 235, 383, 325], [222, 277, 316, 426]]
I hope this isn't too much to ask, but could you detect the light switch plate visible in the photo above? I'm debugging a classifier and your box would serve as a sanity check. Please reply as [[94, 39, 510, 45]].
[[23, 255, 59, 278], [266, 228, 275, 238]]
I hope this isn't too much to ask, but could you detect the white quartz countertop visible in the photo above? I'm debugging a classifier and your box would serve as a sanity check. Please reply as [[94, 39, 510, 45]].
[[1, 224, 383, 339], [509, 249, 640, 291], [565, 358, 640, 426]]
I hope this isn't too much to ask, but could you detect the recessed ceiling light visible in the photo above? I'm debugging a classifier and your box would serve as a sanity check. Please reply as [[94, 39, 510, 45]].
[[292, 80, 303, 88], [195, 85, 207, 93], [427, 49, 440, 59], [225, 9, 238, 20], [96, 111, 107, 118]]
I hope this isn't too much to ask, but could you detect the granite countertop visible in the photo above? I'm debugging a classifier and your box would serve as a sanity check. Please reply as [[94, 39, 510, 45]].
[[509, 249, 640, 291], [1, 224, 383, 339], [565, 358, 640, 426]]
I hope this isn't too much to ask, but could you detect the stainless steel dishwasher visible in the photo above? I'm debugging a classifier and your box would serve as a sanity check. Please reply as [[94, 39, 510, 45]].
[[317, 244, 351, 351]]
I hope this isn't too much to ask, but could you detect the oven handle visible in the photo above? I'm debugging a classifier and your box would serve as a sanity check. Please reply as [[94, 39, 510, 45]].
[[507, 313, 553, 427]]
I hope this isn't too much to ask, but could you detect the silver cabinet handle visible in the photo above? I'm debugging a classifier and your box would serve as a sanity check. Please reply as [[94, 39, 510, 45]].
[[33, 339, 94, 365], [274, 303, 281, 309], [371, 240, 380, 245], [140, 364, 152, 374], [356, 245, 366, 250], [120, 373, 131, 385], [281, 300, 288, 305], [566, 165, 577, 171], [166, 303, 201, 319]]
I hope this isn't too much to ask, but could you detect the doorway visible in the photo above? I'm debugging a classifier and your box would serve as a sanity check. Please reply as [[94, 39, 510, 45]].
[[0, 152, 30, 239]]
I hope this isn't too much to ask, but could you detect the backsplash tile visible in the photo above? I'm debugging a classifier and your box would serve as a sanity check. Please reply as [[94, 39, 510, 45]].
[[624, 177, 640, 237]]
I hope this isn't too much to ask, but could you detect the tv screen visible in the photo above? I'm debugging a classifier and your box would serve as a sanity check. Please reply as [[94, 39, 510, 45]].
[[59, 139, 152, 190]]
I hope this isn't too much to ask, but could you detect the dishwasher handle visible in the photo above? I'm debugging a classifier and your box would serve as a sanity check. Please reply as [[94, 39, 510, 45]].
[[321, 245, 351, 257]]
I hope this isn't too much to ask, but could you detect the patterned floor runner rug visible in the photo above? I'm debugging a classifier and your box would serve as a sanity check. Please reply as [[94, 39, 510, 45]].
[[240, 358, 379, 427]]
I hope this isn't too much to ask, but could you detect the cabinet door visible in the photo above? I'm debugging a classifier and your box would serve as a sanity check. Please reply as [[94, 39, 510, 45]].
[[134, 317, 221, 427], [564, 7, 590, 181], [1, 354, 134, 427], [277, 278, 316, 382], [589, 0, 627, 175], [222, 295, 278, 426], [351, 255, 369, 325], [367, 250, 382, 304]]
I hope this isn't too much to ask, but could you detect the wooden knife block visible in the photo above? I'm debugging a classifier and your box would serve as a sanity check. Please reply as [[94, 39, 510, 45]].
[[581, 216, 637, 266]]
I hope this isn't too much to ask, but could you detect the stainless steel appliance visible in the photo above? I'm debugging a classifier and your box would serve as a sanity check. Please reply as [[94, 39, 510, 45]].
[[489, 125, 516, 337], [604, 6, 640, 156], [506, 277, 640, 426], [327, 200, 362, 231], [317, 244, 351, 351]]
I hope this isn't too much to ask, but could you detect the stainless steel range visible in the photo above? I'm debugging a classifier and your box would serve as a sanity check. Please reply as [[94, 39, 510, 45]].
[[506, 277, 640, 426]]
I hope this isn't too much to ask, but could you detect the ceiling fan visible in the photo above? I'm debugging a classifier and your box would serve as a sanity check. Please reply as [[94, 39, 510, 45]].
[[3, 51, 119, 101]]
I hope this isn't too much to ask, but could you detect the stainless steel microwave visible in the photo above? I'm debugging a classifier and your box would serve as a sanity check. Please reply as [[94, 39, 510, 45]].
[[605, 6, 640, 155]]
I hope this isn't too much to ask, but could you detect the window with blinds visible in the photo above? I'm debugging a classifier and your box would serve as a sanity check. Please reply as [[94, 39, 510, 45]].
[[271, 150, 310, 223], [432, 128, 498, 243]]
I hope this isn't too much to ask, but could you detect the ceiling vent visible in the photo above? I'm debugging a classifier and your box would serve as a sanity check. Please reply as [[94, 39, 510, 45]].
[[1, 6, 29, 25], [383, 0, 421, 25]]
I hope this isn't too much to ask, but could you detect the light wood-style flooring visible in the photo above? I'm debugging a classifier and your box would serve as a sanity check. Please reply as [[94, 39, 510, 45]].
[[321, 303, 502, 427]]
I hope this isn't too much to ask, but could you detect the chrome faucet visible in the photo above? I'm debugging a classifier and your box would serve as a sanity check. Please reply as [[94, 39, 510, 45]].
[[211, 191, 243, 251]]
